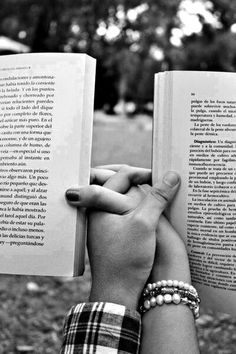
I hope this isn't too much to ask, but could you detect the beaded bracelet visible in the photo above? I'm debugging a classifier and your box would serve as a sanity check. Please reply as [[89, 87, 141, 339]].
[[140, 280, 200, 319]]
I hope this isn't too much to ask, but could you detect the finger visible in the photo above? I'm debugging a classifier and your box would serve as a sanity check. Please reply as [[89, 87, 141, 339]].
[[95, 164, 127, 171], [96, 164, 151, 175], [124, 185, 146, 206], [90, 168, 115, 185], [136, 184, 151, 195], [103, 165, 151, 192], [65, 185, 135, 214], [133, 171, 180, 229], [126, 184, 151, 204]]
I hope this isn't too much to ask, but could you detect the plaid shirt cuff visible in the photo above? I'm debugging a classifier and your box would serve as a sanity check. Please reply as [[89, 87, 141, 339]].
[[61, 302, 141, 354]]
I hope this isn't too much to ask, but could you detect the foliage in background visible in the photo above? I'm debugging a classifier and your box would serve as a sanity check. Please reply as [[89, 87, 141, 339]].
[[1, 0, 236, 113]]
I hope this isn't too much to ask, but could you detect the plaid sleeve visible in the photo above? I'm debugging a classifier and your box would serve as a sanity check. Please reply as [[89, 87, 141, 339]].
[[61, 302, 141, 354]]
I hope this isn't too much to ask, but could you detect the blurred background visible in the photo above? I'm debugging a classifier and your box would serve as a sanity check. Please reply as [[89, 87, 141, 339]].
[[1, 0, 236, 353], [2, 0, 236, 115]]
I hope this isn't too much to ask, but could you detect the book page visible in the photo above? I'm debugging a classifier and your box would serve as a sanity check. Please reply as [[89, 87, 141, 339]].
[[0, 53, 95, 276], [153, 71, 236, 314]]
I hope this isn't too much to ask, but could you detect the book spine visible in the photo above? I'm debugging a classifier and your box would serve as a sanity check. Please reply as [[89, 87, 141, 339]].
[[73, 56, 96, 276]]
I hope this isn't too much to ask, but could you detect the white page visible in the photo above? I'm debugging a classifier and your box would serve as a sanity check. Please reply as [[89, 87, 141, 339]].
[[153, 71, 236, 314], [0, 53, 95, 276]]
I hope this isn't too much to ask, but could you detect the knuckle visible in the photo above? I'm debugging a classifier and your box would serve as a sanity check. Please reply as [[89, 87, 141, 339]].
[[119, 164, 131, 174], [131, 212, 152, 232], [119, 165, 139, 183], [89, 185, 101, 200], [150, 186, 169, 203]]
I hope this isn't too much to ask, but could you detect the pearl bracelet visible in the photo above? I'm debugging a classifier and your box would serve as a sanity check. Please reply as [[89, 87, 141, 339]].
[[140, 280, 200, 319]]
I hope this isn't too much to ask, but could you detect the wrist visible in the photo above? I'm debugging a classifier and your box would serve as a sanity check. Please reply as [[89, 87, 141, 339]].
[[152, 268, 191, 284], [89, 284, 139, 310], [151, 262, 191, 284], [152, 251, 191, 284]]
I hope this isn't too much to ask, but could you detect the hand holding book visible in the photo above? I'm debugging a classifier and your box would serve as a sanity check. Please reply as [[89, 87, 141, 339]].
[[66, 165, 199, 354], [66, 165, 181, 310]]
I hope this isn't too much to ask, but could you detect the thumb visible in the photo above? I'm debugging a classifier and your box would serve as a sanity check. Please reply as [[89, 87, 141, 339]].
[[134, 171, 180, 229]]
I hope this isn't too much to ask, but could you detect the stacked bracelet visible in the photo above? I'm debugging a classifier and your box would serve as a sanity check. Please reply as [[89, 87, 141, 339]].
[[140, 280, 200, 319]]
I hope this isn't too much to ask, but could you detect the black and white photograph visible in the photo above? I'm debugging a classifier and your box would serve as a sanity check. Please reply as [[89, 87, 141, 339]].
[[0, 1, 236, 353]]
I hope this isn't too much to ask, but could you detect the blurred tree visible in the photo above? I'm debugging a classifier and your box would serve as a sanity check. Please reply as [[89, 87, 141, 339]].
[[0, 1, 41, 44], [0, 0, 181, 112], [2, 0, 236, 112], [169, 0, 236, 72], [31, 0, 63, 52]]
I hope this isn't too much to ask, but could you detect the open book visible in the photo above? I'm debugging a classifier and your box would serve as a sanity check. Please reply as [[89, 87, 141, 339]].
[[153, 71, 236, 315], [0, 53, 96, 276]]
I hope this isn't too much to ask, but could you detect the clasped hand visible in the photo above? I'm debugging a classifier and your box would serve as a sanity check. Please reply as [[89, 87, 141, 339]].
[[66, 165, 190, 310]]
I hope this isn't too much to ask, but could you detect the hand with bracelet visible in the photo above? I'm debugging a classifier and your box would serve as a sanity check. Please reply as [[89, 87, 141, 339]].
[[140, 216, 200, 354], [62, 165, 200, 354]]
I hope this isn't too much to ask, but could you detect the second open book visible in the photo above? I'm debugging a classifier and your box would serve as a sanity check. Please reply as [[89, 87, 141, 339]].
[[153, 71, 236, 315]]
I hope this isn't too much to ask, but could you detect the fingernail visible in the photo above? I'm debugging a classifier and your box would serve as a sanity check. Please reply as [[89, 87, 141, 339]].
[[65, 189, 80, 202], [163, 171, 179, 187]]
